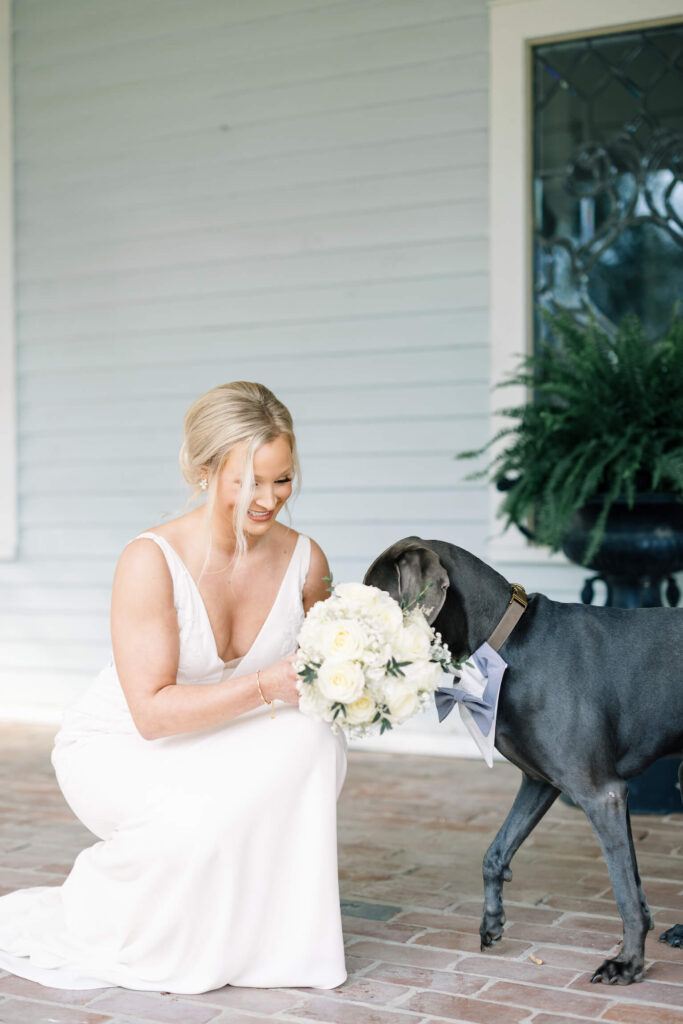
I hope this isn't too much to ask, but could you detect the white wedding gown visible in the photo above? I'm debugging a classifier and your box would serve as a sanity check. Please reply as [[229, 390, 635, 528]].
[[0, 531, 347, 994]]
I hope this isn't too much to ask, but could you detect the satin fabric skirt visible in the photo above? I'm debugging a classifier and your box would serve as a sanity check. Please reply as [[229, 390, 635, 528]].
[[0, 703, 347, 994]]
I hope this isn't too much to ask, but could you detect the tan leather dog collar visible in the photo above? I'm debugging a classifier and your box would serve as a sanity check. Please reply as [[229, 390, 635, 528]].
[[487, 583, 529, 652]]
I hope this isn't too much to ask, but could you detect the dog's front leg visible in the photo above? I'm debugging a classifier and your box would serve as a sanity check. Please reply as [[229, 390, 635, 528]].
[[625, 803, 654, 934], [481, 773, 559, 949], [581, 781, 649, 984], [658, 761, 683, 949]]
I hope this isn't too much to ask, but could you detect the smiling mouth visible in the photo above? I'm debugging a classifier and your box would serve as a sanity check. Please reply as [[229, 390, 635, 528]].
[[248, 509, 274, 521]]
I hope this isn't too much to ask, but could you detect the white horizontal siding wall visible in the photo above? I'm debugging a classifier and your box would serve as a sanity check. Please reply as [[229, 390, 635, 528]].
[[2, 0, 589, 751]]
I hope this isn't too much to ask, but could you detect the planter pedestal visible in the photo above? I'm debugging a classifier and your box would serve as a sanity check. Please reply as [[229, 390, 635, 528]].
[[580, 573, 680, 610], [560, 494, 683, 814]]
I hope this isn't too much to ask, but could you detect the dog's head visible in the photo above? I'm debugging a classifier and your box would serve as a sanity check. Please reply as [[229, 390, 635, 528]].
[[366, 537, 522, 660], [363, 536, 449, 624]]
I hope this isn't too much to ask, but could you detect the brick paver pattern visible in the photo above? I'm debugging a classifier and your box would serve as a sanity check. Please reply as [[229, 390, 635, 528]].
[[0, 724, 681, 1023]]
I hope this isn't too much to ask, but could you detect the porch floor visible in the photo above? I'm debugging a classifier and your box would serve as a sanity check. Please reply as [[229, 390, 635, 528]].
[[0, 723, 681, 1024]]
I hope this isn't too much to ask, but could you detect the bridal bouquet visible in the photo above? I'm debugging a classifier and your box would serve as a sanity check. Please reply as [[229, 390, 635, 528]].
[[295, 582, 454, 738]]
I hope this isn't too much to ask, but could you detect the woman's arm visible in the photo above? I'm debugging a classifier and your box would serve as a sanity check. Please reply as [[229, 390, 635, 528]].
[[110, 540, 298, 741], [302, 538, 331, 612]]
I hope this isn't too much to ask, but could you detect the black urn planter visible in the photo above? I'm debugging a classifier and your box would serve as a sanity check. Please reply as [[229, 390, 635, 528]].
[[560, 493, 683, 814], [561, 492, 683, 609]]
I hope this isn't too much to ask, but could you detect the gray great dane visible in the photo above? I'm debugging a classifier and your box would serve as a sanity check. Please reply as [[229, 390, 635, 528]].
[[364, 536, 683, 985]]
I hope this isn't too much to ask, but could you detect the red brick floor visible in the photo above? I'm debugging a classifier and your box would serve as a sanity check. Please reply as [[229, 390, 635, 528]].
[[0, 723, 681, 1023]]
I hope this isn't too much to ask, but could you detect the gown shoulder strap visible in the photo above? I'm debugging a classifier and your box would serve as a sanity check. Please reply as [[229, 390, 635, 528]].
[[126, 532, 187, 590]]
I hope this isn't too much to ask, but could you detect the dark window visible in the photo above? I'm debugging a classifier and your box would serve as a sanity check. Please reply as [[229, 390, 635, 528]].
[[532, 23, 683, 346]]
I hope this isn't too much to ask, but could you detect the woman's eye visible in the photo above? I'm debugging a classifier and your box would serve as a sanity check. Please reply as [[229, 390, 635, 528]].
[[275, 477, 292, 484]]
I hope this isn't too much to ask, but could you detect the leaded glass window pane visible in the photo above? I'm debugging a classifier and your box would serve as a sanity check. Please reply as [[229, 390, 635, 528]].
[[532, 23, 683, 345]]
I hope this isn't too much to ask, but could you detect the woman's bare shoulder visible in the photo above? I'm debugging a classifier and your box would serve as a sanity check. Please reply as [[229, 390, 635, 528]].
[[306, 536, 328, 573], [113, 531, 174, 605], [302, 535, 331, 608]]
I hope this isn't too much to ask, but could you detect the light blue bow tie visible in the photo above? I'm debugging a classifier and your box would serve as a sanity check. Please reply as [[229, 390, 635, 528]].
[[435, 643, 507, 738]]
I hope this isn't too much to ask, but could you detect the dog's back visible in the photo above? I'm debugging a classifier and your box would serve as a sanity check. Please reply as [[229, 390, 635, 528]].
[[496, 594, 683, 778]]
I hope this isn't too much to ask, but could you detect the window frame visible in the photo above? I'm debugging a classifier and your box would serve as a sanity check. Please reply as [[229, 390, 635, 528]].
[[488, 0, 683, 566], [0, 0, 16, 560]]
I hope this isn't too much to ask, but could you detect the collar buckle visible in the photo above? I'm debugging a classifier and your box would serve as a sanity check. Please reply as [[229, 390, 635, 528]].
[[509, 583, 529, 609]]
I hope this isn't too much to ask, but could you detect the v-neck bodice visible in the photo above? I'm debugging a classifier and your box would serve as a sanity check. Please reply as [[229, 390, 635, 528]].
[[60, 531, 311, 736], [132, 531, 310, 682]]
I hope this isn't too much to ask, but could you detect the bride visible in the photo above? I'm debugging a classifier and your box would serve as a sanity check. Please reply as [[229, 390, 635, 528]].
[[0, 381, 348, 994]]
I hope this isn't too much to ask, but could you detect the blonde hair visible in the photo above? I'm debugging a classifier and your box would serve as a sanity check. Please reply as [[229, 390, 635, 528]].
[[179, 382, 300, 575]]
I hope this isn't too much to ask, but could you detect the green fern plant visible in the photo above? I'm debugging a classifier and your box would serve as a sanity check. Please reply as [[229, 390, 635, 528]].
[[461, 309, 683, 563]]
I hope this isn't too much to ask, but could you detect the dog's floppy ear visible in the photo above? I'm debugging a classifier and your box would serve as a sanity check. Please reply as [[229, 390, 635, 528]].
[[395, 542, 449, 624]]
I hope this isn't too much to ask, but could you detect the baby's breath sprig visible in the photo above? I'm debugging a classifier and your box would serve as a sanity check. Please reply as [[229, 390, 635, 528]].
[[432, 650, 467, 675], [428, 630, 466, 675]]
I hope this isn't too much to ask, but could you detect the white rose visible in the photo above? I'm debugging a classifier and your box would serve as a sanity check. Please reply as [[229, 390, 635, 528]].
[[395, 622, 432, 662], [402, 659, 444, 694], [320, 619, 367, 661], [303, 598, 331, 626], [370, 598, 404, 640], [334, 583, 403, 637], [297, 610, 330, 657], [362, 665, 388, 697], [317, 659, 366, 704], [405, 608, 435, 641], [384, 680, 419, 722], [334, 582, 380, 608], [344, 693, 377, 725], [298, 684, 335, 722]]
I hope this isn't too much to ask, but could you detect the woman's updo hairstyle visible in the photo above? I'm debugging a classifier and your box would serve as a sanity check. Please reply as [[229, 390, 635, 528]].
[[179, 381, 300, 570]]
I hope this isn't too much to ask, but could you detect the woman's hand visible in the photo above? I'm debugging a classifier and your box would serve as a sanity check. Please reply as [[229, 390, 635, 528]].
[[259, 654, 301, 705]]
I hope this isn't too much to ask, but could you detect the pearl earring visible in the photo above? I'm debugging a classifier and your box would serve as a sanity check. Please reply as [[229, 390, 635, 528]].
[[200, 478, 208, 491]]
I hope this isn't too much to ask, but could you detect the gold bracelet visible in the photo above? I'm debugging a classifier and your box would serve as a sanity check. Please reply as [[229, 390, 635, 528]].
[[256, 670, 274, 719]]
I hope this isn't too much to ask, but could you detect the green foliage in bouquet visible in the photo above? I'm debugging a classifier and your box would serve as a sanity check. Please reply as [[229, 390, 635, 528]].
[[461, 309, 683, 563], [372, 708, 393, 734], [298, 662, 320, 685], [385, 657, 411, 677]]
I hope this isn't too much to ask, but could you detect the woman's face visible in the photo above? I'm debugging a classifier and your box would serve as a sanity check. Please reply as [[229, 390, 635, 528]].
[[213, 434, 294, 537]]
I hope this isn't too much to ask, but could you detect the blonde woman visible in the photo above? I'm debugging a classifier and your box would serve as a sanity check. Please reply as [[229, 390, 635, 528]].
[[0, 382, 347, 994]]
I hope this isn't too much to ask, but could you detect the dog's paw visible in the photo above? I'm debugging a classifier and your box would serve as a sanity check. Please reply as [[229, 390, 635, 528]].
[[590, 957, 644, 985], [480, 929, 503, 951], [658, 923, 683, 947], [480, 907, 506, 951]]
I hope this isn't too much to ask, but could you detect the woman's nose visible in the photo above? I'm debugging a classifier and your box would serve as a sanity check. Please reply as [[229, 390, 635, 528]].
[[256, 486, 276, 509]]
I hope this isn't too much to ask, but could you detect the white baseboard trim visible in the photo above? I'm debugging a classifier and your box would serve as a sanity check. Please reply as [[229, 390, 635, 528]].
[[0, 709, 505, 762], [0, 707, 63, 725], [349, 729, 506, 761]]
